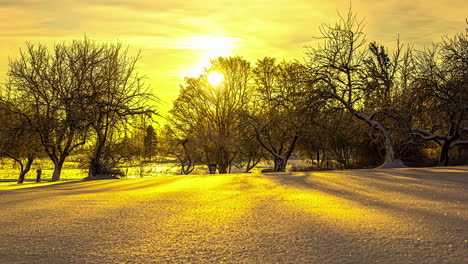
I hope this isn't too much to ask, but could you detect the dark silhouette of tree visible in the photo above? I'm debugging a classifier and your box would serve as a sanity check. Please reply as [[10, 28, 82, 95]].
[[306, 9, 408, 168], [0, 104, 42, 183], [234, 125, 265, 173], [4, 38, 156, 180], [84, 41, 156, 178], [159, 124, 200, 175], [412, 25, 468, 166], [168, 56, 251, 174], [4, 42, 91, 181], [249, 58, 321, 172], [143, 125, 158, 161]]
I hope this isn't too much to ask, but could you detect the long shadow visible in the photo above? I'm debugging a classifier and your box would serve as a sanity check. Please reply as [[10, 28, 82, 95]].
[[1, 175, 187, 193], [266, 170, 468, 227], [0, 176, 187, 209], [349, 173, 467, 203], [0, 179, 27, 183], [0, 180, 86, 192], [369, 168, 468, 184]]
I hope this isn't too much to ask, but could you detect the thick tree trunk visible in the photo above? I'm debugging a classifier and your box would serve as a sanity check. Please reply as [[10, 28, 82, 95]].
[[317, 149, 326, 169], [411, 128, 460, 167], [88, 152, 102, 177], [363, 118, 397, 167], [378, 131, 401, 168], [356, 112, 406, 168], [51, 159, 65, 181], [245, 160, 252, 173], [273, 157, 286, 172], [18, 169, 28, 184], [438, 141, 451, 167], [17, 155, 34, 184], [217, 149, 230, 174], [316, 150, 321, 166], [88, 137, 105, 178], [218, 165, 228, 174]]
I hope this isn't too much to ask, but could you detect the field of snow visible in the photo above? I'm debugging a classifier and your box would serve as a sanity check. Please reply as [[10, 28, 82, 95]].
[[0, 166, 466, 263]]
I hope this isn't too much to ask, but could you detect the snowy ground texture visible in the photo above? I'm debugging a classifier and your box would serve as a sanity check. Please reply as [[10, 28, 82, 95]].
[[0, 166, 467, 263]]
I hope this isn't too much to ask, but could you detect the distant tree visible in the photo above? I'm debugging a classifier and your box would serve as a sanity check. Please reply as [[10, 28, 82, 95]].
[[101, 134, 142, 176], [143, 125, 158, 161], [0, 105, 42, 183], [325, 112, 366, 169], [296, 130, 328, 169], [412, 26, 468, 166], [83, 41, 156, 178], [234, 123, 265, 172], [169, 56, 251, 174], [159, 125, 201, 175], [249, 58, 321, 172]]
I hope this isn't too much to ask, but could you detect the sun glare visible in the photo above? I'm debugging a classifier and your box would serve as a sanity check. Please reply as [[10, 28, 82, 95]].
[[207, 72, 224, 86], [179, 35, 242, 77]]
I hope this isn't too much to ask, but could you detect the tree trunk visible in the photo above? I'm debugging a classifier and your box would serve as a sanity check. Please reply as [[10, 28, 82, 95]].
[[379, 131, 397, 168], [218, 165, 228, 174], [316, 150, 321, 166], [88, 137, 105, 178], [330, 93, 403, 168], [17, 155, 34, 184], [52, 158, 65, 181], [438, 140, 451, 167], [357, 113, 404, 168], [17, 169, 28, 184], [244, 157, 261, 173], [88, 152, 102, 178], [317, 149, 326, 169], [273, 157, 286, 172], [245, 160, 252, 173], [217, 149, 230, 174]]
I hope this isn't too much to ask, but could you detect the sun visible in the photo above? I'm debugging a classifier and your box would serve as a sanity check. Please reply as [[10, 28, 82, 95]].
[[178, 35, 242, 77], [207, 72, 224, 86]]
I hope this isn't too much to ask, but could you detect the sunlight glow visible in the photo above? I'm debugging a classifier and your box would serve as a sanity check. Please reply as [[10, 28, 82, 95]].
[[179, 35, 242, 77], [207, 72, 224, 86]]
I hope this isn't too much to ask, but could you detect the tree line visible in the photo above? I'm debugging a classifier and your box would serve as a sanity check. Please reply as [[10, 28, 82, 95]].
[[163, 11, 467, 174], [1, 10, 467, 182]]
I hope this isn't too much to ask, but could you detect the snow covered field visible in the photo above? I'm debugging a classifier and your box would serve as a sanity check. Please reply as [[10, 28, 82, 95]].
[[0, 166, 466, 263]]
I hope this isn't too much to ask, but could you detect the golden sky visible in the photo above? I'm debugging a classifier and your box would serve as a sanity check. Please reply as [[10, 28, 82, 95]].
[[0, 0, 466, 113]]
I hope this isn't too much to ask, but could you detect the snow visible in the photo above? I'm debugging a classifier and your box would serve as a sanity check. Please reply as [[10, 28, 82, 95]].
[[0, 166, 466, 263], [377, 159, 408, 169]]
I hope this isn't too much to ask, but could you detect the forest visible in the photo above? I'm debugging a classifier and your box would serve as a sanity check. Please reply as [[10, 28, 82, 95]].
[[1, 11, 467, 183]]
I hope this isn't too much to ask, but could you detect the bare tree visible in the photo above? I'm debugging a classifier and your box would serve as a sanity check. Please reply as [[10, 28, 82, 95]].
[[159, 125, 200, 175], [4, 42, 91, 181], [84, 41, 156, 178], [3, 39, 156, 180], [306, 9, 407, 168], [168, 56, 251, 174], [412, 26, 468, 166], [234, 123, 265, 173], [249, 58, 320, 172], [0, 104, 42, 183]]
